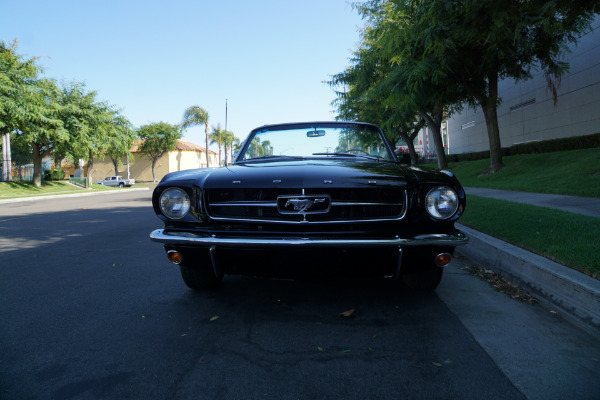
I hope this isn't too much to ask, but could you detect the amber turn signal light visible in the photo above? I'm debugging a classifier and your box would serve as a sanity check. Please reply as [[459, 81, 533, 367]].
[[167, 250, 183, 265], [435, 253, 452, 267]]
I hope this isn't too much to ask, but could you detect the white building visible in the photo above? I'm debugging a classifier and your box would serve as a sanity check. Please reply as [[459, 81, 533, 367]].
[[446, 15, 600, 155]]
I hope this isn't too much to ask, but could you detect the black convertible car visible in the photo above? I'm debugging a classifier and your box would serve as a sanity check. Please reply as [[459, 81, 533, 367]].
[[150, 121, 468, 291]]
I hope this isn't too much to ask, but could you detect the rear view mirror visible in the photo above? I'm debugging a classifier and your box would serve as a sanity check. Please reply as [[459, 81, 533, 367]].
[[307, 130, 326, 137]]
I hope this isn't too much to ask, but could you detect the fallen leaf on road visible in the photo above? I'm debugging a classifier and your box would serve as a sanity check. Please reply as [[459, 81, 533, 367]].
[[210, 316, 220, 321], [432, 362, 443, 367], [340, 308, 355, 317], [462, 265, 538, 304]]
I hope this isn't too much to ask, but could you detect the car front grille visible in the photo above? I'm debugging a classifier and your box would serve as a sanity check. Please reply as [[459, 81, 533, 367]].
[[205, 187, 407, 223]]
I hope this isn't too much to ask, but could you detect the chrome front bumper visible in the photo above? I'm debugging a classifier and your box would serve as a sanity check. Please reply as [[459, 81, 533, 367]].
[[149, 229, 469, 248]]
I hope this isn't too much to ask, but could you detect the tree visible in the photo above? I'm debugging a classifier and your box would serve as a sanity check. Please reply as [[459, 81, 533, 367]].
[[330, 6, 463, 168], [0, 40, 59, 185], [182, 106, 210, 167], [105, 111, 135, 176], [366, 0, 600, 173], [137, 122, 182, 182], [58, 82, 118, 184], [222, 130, 236, 165], [14, 78, 66, 186], [0, 40, 40, 136], [231, 136, 241, 162], [57, 81, 99, 177], [209, 124, 225, 165]]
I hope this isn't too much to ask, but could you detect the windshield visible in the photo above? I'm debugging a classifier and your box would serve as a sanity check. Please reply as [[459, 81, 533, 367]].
[[238, 123, 396, 162]]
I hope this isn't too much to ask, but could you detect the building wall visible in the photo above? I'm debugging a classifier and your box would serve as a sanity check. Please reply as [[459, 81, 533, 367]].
[[168, 150, 202, 172], [172, 149, 218, 169], [447, 16, 600, 154], [92, 153, 169, 182], [90, 150, 219, 183]]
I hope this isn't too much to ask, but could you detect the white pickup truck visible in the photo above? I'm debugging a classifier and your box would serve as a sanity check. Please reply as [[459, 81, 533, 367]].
[[95, 176, 135, 188]]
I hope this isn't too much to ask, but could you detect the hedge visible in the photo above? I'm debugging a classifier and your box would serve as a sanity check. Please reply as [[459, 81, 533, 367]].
[[447, 133, 600, 162]]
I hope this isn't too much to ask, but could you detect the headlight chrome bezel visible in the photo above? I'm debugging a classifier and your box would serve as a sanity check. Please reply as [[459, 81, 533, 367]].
[[425, 186, 459, 220], [159, 187, 191, 220]]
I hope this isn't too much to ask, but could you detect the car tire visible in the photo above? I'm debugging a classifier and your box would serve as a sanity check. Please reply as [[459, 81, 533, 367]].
[[119, 182, 124, 188], [179, 265, 222, 290], [401, 267, 443, 291]]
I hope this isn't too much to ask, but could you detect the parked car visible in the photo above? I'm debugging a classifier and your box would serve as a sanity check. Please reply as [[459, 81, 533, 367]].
[[95, 176, 135, 187], [150, 121, 468, 291]]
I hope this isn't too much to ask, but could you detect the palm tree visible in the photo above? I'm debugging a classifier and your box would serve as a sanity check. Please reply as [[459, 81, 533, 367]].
[[222, 130, 235, 165], [182, 105, 210, 167], [231, 136, 241, 161], [261, 140, 273, 156], [209, 124, 225, 165]]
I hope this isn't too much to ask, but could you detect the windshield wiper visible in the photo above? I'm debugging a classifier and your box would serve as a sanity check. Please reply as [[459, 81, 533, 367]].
[[312, 152, 382, 161]]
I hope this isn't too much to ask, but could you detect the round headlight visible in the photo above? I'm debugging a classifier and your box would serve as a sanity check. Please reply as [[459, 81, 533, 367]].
[[159, 188, 190, 219], [426, 186, 459, 220]]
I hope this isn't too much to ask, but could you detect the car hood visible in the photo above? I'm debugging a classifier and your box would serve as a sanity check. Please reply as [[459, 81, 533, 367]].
[[160, 159, 424, 189]]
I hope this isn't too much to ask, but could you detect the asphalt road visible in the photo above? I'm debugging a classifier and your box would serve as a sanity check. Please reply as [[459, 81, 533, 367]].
[[1, 191, 599, 400]]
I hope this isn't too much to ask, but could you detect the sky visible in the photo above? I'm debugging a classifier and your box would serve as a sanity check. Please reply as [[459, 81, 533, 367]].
[[2, 0, 365, 151]]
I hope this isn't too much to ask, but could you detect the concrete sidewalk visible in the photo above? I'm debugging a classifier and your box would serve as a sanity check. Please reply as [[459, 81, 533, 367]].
[[461, 187, 600, 336], [465, 187, 600, 218], [0, 186, 150, 204]]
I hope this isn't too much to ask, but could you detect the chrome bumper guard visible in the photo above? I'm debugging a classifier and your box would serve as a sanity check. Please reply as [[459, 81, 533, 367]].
[[149, 229, 469, 248]]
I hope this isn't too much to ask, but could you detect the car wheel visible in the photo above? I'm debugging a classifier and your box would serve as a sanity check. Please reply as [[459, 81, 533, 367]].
[[179, 265, 222, 290], [119, 182, 124, 188], [401, 267, 443, 291]]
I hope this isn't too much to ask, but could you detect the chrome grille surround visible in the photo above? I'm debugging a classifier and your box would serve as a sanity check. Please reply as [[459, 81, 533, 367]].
[[205, 187, 407, 224]]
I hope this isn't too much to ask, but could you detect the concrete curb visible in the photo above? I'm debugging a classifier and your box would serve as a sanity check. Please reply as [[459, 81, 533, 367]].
[[456, 223, 600, 336], [0, 187, 150, 204]]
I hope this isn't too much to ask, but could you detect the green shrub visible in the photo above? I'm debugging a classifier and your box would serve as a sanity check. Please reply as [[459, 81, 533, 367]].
[[43, 169, 65, 181], [448, 133, 600, 161]]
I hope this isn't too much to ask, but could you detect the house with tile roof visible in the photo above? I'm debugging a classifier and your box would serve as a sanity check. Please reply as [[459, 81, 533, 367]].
[[91, 139, 218, 183]]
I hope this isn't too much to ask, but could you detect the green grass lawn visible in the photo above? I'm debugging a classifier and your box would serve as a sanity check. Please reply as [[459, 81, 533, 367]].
[[0, 181, 120, 199], [460, 195, 600, 278], [446, 148, 600, 198]]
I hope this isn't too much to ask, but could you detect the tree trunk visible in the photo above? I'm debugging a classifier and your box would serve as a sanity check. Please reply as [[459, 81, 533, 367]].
[[469, 72, 503, 174], [406, 139, 418, 166], [481, 101, 503, 174], [87, 150, 95, 184], [111, 157, 119, 175], [419, 105, 448, 170], [151, 157, 158, 182], [31, 142, 43, 187], [205, 122, 210, 168], [54, 156, 64, 170], [398, 132, 419, 165]]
